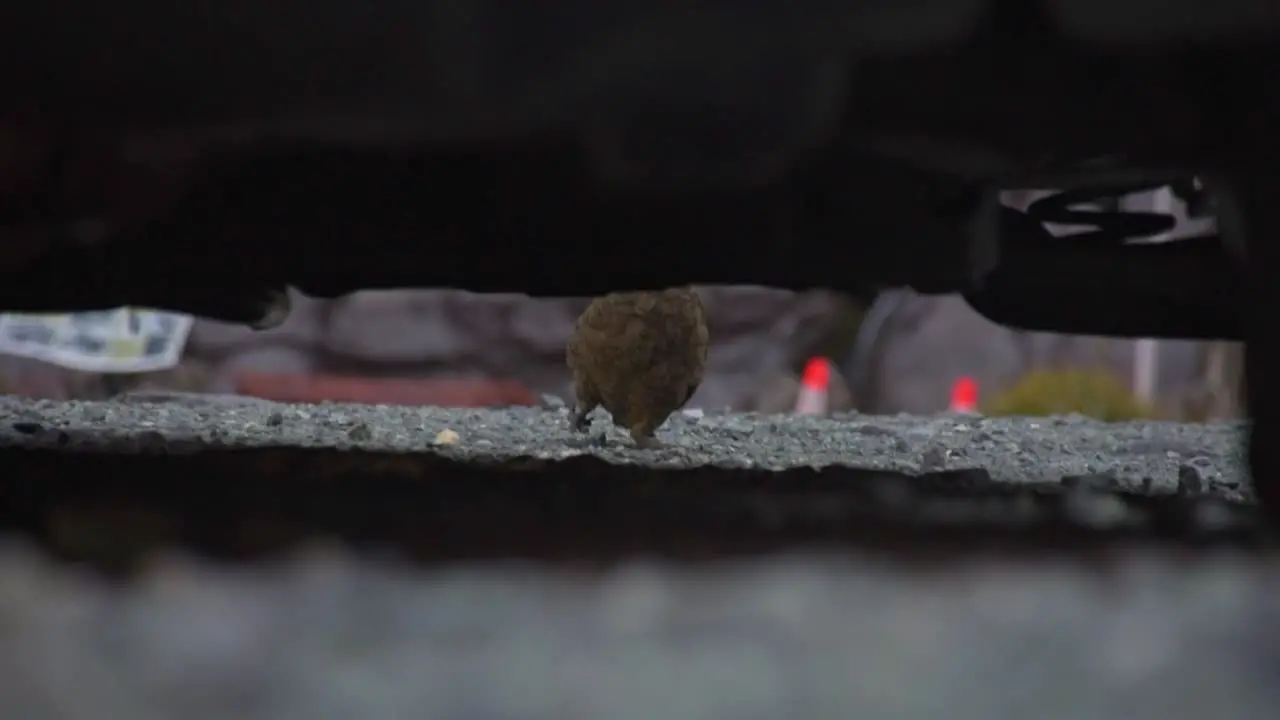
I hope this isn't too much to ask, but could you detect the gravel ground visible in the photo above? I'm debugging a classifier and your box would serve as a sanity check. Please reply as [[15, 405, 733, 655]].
[[0, 395, 1250, 499], [0, 396, 1270, 718], [0, 544, 1276, 720]]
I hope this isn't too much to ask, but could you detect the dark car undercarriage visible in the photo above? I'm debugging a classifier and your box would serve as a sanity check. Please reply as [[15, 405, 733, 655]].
[[1, 1, 1280, 517]]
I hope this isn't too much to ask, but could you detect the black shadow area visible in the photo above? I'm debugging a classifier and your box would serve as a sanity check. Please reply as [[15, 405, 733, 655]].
[[0, 447, 1269, 576]]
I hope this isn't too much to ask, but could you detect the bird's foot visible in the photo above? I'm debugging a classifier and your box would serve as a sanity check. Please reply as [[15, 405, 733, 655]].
[[570, 407, 593, 433], [630, 433, 663, 450]]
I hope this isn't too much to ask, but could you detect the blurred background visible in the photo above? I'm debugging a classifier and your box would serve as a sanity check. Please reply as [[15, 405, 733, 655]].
[[0, 188, 1242, 423]]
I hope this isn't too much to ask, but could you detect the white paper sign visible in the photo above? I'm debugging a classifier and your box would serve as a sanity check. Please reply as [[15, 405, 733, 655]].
[[0, 308, 193, 373]]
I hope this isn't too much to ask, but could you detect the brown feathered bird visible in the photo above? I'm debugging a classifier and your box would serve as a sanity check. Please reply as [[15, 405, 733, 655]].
[[566, 287, 709, 448]]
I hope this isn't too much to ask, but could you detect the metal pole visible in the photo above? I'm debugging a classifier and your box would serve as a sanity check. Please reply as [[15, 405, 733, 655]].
[[1133, 338, 1158, 404], [1131, 186, 1176, 404]]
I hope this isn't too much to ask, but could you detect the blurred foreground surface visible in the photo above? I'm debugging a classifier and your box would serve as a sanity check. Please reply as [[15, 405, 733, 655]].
[[0, 544, 1276, 720]]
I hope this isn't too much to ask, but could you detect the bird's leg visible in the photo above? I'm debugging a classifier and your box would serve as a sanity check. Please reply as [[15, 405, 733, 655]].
[[571, 378, 601, 432], [626, 386, 669, 449], [628, 425, 663, 449], [571, 402, 598, 432]]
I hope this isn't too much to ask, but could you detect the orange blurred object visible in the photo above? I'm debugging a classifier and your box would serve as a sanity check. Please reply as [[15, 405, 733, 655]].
[[233, 372, 538, 408]]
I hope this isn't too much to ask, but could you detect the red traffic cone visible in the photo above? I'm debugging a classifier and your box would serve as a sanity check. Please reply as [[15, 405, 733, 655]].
[[949, 376, 978, 413], [795, 357, 831, 415]]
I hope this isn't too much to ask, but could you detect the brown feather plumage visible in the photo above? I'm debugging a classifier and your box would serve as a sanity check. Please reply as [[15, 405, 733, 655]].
[[566, 286, 709, 448]]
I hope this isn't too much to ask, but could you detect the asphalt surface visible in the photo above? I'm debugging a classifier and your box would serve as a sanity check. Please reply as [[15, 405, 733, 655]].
[[0, 395, 1272, 719], [0, 394, 1249, 498]]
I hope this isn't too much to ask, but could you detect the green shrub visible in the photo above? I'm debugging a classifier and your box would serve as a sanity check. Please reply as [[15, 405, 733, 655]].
[[982, 368, 1163, 421]]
